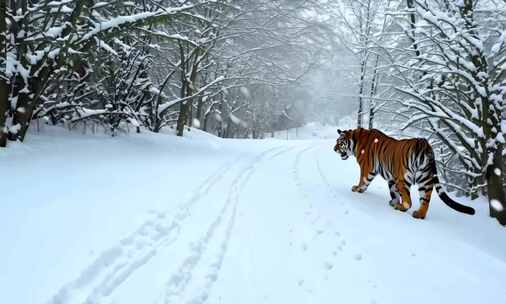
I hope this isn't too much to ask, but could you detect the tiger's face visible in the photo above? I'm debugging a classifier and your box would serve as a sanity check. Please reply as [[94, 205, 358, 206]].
[[334, 129, 354, 160]]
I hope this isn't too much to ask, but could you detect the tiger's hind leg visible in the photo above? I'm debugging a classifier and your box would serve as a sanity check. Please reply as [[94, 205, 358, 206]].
[[392, 180, 412, 212], [412, 184, 433, 219], [387, 180, 400, 207]]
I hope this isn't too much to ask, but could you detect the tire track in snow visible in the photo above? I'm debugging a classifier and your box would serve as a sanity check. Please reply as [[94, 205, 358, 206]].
[[315, 148, 341, 203], [46, 158, 243, 304], [157, 145, 296, 304], [187, 146, 297, 304], [292, 145, 320, 218]]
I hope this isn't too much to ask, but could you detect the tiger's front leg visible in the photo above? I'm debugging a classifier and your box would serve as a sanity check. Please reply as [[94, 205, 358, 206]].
[[352, 167, 377, 193]]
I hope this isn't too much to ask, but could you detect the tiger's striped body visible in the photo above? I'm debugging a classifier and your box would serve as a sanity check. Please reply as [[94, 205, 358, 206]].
[[334, 128, 475, 219]]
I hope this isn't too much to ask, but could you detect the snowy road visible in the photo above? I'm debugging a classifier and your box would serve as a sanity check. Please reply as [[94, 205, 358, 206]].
[[2, 130, 506, 304]]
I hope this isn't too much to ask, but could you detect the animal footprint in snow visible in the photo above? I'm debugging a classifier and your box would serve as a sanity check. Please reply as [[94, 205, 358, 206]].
[[156, 212, 167, 219], [324, 262, 334, 270], [337, 239, 346, 251], [139, 226, 151, 236], [354, 253, 363, 261], [135, 236, 149, 249], [311, 230, 324, 240], [154, 223, 170, 234], [120, 237, 134, 246], [207, 273, 218, 282], [301, 243, 308, 251]]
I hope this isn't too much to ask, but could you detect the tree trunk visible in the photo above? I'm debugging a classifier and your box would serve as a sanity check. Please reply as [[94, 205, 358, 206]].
[[195, 96, 203, 128], [176, 101, 190, 136], [367, 102, 375, 129], [203, 110, 210, 131], [356, 0, 373, 129], [176, 44, 187, 137], [10, 77, 38, 141], [0, 81, 6, 147], [176, 45, 200, 137], [368, 55, 379, 129], [225, 118, 233, 138], [357, 54, 366, 128], [9, 0, 34, 142], [487, 148, 506, 225], [406, 0, 421, 57], [187, 99, 193, 128], [0, 0, 7, 147]]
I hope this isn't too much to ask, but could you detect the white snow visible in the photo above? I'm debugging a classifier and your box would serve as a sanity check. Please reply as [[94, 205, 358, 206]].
[[269, 122, 341, 139], [491, 200, 504, 212], [193, 118, 201, 129], [1, 124, 506, 304], [494, 168, 501, 176]]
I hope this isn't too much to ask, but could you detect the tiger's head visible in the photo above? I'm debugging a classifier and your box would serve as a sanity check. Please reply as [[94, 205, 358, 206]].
[[334, 129, 355, 160]]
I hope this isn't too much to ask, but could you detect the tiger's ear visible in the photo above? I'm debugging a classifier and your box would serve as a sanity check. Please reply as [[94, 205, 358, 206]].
[[337, 129, 343, 135]]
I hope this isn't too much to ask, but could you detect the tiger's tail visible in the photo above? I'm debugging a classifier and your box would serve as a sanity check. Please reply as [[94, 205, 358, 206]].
[[430, 160, 475, 215]]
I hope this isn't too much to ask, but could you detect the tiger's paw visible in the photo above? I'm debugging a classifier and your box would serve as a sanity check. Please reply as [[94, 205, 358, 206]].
[[412, 210, 426, 219], [352, 185, 365, 193], [388, 199, 399, 207], [393, 203, 409, 212]]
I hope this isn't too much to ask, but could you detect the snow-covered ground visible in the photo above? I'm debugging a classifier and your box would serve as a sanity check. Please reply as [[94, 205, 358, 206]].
[[2, 125, 506, 304], [269, 118, 412, 141], [269, 122, 342, 140]]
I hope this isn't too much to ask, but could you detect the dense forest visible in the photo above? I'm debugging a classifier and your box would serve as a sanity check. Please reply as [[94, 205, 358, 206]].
[[1, 0, 505, 226]]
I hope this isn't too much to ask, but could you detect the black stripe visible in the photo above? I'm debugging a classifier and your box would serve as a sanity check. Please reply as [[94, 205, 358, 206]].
[[418, 174, 432, 184]]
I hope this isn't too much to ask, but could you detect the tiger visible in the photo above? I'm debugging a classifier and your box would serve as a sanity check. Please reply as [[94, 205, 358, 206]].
[[333, 128, 475, 219]]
